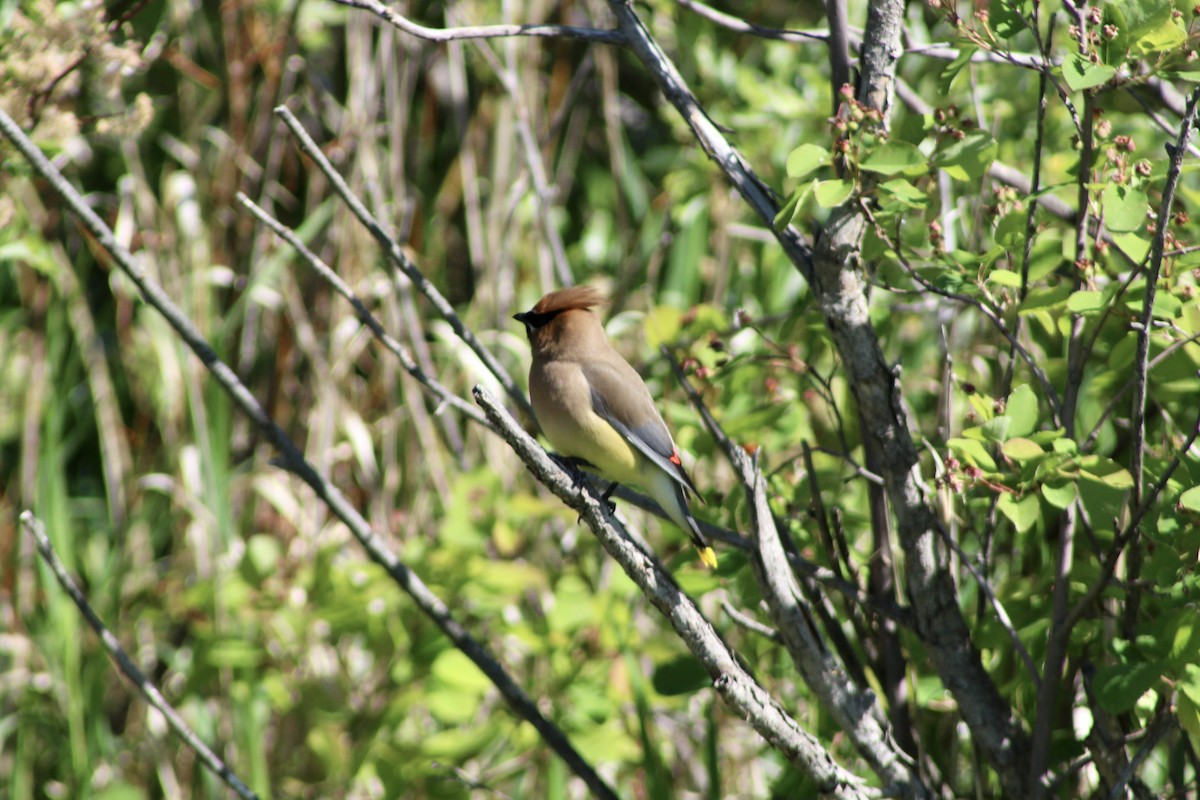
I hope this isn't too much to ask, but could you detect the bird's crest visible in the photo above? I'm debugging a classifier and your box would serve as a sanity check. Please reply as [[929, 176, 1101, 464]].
[[532, 286, 606, 315]]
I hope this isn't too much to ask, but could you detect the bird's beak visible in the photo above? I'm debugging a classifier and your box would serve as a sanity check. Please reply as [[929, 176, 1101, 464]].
[[513, 311, 531, 329]]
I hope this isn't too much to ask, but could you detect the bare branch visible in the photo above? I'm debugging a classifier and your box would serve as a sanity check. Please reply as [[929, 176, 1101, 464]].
[[1130, 85, 1200, 505], [667, 355, 926, 796], [0, 106, 618, 800], [19, 511, 260, 800], [329, 0, 625, 44], [235, 192, 490, 428], [677, 0, 833, 44], [272, 104, 536, 421]]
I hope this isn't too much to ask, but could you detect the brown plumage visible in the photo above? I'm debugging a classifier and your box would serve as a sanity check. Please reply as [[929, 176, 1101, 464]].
[[515, 287, 717, 568]]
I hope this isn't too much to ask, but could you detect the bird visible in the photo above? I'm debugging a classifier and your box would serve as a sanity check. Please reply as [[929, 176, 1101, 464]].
[[514, 286, 718, 569]]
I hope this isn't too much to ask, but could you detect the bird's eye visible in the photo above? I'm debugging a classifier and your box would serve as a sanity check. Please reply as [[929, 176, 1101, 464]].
[[514, 310, 557, 330]]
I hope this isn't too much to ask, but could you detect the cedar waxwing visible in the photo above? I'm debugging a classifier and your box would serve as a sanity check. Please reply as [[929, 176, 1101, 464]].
[[515, 286, 718, 569]]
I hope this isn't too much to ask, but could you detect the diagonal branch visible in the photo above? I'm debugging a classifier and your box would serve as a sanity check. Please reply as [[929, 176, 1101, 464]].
[[272, 105, 537, 421], [473, 386, 877, 800], [0, 106, 618, 800], [20, 511, 259, 800], [667, 355, 927, 797], [329, 0, 626, 44]]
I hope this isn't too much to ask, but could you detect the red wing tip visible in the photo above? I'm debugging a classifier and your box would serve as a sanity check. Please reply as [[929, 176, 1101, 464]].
[[669, 452, 682, 466]]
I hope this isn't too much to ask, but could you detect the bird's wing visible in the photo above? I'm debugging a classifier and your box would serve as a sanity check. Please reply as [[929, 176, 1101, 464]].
[[582, 360, 700, 497]]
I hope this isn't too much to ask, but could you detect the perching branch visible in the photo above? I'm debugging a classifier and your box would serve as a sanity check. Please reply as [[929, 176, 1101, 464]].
[[472, 386, 877, 800], [0, 106, 618, 800], [19, 511, 260, 800]]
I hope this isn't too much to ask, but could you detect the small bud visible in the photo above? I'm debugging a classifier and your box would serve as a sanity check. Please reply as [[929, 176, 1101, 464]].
[[962, 381, 976, 395], [1135, 159, 1152, 176], [1089, 6, 1103, 24]]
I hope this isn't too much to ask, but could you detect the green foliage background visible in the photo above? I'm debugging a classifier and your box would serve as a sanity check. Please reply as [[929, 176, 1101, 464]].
[[1, 0, 1199, 797]]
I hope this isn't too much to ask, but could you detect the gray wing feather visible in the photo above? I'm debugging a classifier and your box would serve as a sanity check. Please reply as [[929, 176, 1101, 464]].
[[583, 361, 700, 497]]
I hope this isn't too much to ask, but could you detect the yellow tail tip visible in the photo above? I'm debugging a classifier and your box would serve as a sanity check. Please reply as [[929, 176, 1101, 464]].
[[698, 546, 718, 570]]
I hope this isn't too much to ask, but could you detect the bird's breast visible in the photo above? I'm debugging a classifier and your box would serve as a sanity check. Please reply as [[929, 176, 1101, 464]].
[[530, 360, 642, 485]]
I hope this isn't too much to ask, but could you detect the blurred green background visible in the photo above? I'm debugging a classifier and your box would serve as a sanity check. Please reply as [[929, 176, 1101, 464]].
[[3, 0, 1200, 797]]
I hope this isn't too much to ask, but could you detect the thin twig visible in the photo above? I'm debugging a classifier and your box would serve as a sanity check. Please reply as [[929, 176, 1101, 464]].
[[272, 104, 537, 421], [677, 0, 832, 43], [721, 600, 783, 643], [235, 193, 490, 427], [664, 352, 925, 796], [329, 0, 626, 44], [1129, 85, 1200, 504], [0, 106, 618, 800], [1081, 328, 1200, 451], [20, 512, 259, 800]]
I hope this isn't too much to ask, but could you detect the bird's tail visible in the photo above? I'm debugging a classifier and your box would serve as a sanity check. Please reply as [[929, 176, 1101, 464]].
[[664, 479, 718, 570], [645, 467, 718, 569]]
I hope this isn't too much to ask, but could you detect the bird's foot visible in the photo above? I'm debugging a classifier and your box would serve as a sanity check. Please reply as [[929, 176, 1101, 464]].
[[549, 453, 589, 486], [600, 482, 620, 515]]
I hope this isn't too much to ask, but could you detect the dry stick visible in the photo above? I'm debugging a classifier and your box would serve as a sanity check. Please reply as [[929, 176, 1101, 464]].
[[330, 0, 626, 44], [465, 37, 574, 289], [0, 107, 618, 800], [665, 355, 926, 798], [19, 512, 259, 800], [676, 0, 832, 43], [472, 387, 876, 800], [234, 193, 489, 428], [271, 105, 536, 422]]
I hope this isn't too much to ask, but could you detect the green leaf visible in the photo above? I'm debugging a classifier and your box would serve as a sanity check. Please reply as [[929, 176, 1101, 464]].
[[786, 143, 831, 178], [1093, 661, 1162, 713], [1018, 284, 1072, 314], [939, 46, 977, 95], [997, 492, 1040, 532], [1006, 384, 1039, 437], [1063, 52, 1116, 91], [932, 131, 997, 181], [243, 534, 282, 580], [1002, 437, 1044, 461], [1067, 290, 1106, 314], [981, 415, 1011, 444], [1133, 16, 1187, 54], [1180, 684, 1200, 755], [992, 0, 1034, 38], [1111, 231, 1151, 262], [1101, 184, 1148, 233], [774, 182, 813, 228], [813, 179, 855, 208], [987, 269, 1023, 288], [1041, 479, 1078, 509], [878, 178, 929, 208], [948, 437, 997, 472], [993, 212, 1028, 250], [432, 649, 493, 693], [1179, 485, 1200, 513], [860, 141, 928, 176]]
